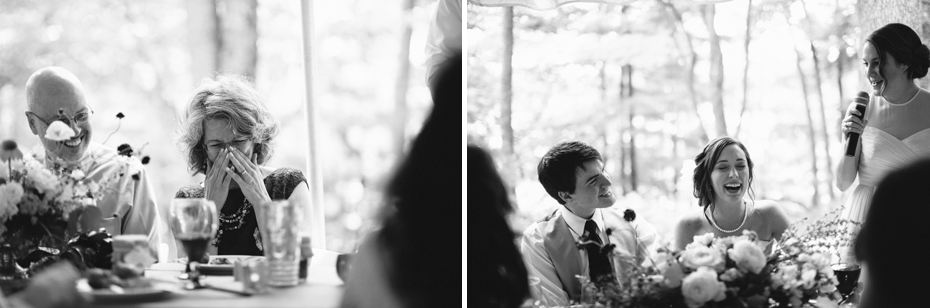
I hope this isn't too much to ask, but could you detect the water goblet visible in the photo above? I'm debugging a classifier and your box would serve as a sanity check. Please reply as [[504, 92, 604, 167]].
[[169, 198, 218, 290]]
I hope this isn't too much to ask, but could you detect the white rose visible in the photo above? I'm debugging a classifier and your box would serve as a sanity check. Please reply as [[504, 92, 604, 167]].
[[727, 240, 767, 274], [70, 169, 85, 180], [719, 267, 742, 282], [680, 245, 725, 272], [0, 183, 24, 220], [800, 268, 817, 289], [693, 233, 714, 246], [25, 164, 59, 194], [681, 267, 727, 308], [809, 253, 832, 273], [44, 121, 75, 141]]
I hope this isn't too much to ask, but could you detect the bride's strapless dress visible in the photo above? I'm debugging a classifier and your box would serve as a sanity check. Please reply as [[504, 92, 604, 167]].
[[845, 127, 930, 223]]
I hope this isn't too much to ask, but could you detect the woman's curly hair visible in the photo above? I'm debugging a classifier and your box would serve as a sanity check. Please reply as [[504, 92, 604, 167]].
[[177, 74, 279, 175]]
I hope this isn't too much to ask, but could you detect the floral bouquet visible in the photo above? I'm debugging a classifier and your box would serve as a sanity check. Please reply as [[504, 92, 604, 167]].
[[0, 111, 149, 277], [578, 228, 842, 308]]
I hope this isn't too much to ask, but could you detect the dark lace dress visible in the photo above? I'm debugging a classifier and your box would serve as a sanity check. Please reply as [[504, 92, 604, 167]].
[[175, 168, 307, 256]]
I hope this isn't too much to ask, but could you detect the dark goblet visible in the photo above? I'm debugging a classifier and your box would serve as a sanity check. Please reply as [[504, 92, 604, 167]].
[[170, 198, 218, 290], [336, 253, 354, 283], [832, 263, 861, 301]]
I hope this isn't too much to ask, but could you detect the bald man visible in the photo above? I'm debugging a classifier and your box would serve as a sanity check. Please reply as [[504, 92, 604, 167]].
[[24, 67, 172, 258]]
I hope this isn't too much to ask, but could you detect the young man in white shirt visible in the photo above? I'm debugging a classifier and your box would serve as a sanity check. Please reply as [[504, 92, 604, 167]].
[[521, 141, 659, 306]]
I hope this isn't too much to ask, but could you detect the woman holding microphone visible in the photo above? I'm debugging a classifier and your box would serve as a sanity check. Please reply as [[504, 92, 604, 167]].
[[837, 23, 930, 261]]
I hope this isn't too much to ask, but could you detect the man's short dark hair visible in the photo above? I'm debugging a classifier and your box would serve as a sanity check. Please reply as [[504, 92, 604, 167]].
[[537, 141, 602, 204]]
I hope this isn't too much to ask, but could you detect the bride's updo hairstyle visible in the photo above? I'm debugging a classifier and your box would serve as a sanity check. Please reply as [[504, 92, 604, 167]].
[[692, 136, 755, 208], [867, 23, 930, 80]]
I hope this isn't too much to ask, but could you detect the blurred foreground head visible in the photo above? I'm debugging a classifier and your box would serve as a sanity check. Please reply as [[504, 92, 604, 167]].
[[467, 145, 530, 308], [855, 158, 930, 307], [377, 52, 461, 307], [25, 67, 93, 163]]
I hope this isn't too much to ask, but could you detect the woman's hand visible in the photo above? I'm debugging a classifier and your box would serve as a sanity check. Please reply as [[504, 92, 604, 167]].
[[225, 147, 271, 208], [204, 147, 232, 210], [841, 103, 869, 137]]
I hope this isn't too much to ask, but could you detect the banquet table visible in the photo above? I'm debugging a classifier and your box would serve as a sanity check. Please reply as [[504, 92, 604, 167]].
[[85, 250, 344, 308]]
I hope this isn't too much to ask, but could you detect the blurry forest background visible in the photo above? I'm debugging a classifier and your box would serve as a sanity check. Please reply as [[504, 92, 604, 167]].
[[467, 0, 930, 245], [0, 0, 443, 253]]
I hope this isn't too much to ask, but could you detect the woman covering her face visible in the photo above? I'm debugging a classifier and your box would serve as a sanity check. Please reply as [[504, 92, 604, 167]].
[[675, 136, 789, 255], [176, 74, 312, 256]]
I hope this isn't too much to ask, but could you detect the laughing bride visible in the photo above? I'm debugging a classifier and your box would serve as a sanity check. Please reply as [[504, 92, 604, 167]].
[[675, 136, 790, 254]]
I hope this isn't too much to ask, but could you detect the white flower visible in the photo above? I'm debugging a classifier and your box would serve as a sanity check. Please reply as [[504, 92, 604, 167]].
[[693, 233, 714, 246], [680, 245, 725, 272], [809, 253, 832, 273], [727, 239, 767, 274], [800, 267, 818, 289], [681, 267, 727, 308], [24, 163, 59, 194], [0, 183, 24, 221], [70, 169, 85, 180], [719, 267, 742, 282], [44, 121, 75, 141], [55, 184, 75, 203]]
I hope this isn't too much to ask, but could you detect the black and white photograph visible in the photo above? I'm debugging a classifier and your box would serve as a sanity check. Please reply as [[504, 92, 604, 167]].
[[0, 0, 461, 307], [468, 0, 930, 307]]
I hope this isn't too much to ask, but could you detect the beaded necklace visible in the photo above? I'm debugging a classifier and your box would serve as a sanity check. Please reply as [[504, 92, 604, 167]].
[[704, 200, 752, 233]]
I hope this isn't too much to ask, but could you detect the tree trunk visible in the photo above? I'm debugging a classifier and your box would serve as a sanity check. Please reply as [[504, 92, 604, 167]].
[[215, 0, 258, 78], [856, 0, 927, 89], [807, 41, 835, 201], [800, 0, 835, 201], [392, 0, 415, 158], [735, 0, 752, 139], [502, 6, 514, 156], [186, 0, 219, 80], [658, 0, 709, 143], [622, 64, 637, 193], [794, 43, 821, 207], [703, 4, 727, 137], [836, 37, 846, 141]]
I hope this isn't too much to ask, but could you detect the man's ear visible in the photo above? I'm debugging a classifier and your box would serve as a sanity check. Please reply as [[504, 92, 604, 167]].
[[558, 191, 572, 203], [24, 112, 38, 135]]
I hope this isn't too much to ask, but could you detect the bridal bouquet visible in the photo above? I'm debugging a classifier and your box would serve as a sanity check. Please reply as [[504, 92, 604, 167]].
[[578, 229, 842, 308]]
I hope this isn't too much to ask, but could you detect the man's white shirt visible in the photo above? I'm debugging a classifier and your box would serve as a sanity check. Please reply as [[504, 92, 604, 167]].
[[520, 207, 610, 307]]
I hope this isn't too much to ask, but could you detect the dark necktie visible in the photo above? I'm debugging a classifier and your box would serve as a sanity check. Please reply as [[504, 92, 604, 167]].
[[583, 220, 614, 285]]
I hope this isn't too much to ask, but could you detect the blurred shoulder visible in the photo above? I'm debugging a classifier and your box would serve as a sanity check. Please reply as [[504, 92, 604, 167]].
[[175, 184, 204, 198], [266, 166, 304, 178], [677, 212, 705, 231], [753, 200, 784, 216]]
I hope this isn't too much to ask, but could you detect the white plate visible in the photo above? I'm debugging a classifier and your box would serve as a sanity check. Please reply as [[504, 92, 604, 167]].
[[77, 278, 174, 303], [196, 255, 264, 276]]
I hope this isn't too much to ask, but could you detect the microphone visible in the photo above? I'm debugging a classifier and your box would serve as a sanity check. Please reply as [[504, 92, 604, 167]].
[[844, 91, 870, 157]]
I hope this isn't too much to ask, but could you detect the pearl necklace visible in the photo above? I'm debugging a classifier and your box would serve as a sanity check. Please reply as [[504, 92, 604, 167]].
[[705, 201, 750, 233]]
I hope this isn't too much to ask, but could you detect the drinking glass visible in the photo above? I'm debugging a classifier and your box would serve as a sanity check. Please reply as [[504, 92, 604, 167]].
[[258, 200, 302, 287], [336, 253, 354, 283], [169, 198, 218, 290], [831, 263, 861, 303]]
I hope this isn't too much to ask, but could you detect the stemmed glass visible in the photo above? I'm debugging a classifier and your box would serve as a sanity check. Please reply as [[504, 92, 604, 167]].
[[831, 262, 861, 305], [169, 198, 218, 290]]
